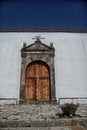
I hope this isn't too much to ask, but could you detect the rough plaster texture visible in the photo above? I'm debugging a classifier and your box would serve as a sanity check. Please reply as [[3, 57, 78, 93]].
[[0, 32, 87, 104]]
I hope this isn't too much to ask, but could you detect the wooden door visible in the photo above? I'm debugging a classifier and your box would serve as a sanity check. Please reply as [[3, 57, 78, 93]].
[[25, 62, 50, 101]]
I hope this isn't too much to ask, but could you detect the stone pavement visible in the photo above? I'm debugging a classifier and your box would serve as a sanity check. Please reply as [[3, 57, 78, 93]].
[[0, 104, 87, 130]]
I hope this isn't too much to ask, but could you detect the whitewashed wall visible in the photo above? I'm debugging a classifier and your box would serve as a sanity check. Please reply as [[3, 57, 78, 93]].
[[0, 32, 87, 104]]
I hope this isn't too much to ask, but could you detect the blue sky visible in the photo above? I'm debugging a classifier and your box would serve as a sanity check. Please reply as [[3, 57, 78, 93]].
[[0, 0, 87, 29]]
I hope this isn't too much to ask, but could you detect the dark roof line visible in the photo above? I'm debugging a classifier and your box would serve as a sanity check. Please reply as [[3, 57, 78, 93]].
[[0, 28, 87, 33]]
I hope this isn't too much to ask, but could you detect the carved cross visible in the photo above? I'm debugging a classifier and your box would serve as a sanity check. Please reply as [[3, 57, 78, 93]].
[[32, 36, 44, 41], [32, 36, 44, 48]]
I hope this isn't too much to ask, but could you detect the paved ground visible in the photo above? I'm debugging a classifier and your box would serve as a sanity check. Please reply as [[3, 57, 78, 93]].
[[0, 104, 87, 130]]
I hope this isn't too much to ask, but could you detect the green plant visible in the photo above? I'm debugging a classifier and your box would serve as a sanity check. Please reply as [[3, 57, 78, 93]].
[[61, 103, 79, 117]]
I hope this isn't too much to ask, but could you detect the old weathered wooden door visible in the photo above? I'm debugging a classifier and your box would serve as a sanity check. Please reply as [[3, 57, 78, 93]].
[[25, 62, 50, 101]]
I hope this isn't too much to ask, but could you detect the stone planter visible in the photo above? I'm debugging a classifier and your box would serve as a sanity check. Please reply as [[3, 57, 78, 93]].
[[61, 103, 79, 117]]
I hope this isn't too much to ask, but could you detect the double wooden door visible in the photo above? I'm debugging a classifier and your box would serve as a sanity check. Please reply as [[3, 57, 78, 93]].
[[25, 62, 50, 101]]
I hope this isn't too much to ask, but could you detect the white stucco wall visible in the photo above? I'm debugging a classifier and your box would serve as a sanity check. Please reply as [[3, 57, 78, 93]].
[[0, 32, 87, 104]]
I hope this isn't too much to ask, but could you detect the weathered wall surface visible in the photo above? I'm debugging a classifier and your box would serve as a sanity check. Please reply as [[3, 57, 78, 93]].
[[0, 32, 87, 104]]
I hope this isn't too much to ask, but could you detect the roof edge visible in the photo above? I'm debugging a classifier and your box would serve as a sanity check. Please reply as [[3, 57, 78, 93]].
[[0, 28, 87, 33]]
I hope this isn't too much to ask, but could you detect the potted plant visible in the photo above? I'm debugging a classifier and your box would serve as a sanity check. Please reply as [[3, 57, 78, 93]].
[[61, 103, 79, 117]]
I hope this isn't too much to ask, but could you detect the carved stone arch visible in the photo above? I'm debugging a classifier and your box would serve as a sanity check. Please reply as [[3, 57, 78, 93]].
[[20, 38, 56, 104]]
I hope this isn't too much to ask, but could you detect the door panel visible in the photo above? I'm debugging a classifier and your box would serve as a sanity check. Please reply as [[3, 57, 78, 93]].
[[25, 62, 50, 101], [26, 64, 35, 78], [36, 79, 50, 100], [25, 79, 36, 100]]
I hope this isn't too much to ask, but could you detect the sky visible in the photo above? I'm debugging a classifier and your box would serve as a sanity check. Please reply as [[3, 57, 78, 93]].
[[0, 0, 87, 29]]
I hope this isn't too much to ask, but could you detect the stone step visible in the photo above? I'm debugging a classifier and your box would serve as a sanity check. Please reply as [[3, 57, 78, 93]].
[[0, 118, 87, 128], [0, 126, 86, 130], [0, 126, 71, 130], [19, 100, 57, 105], [0, 119, 71, 127]]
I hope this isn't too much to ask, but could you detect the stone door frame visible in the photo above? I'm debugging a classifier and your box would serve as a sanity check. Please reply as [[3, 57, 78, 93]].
[[20, 38, 57, 104]]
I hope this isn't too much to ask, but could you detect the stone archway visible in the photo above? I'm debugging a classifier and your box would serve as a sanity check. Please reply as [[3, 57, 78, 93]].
[[25, 61, 50, 101]]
